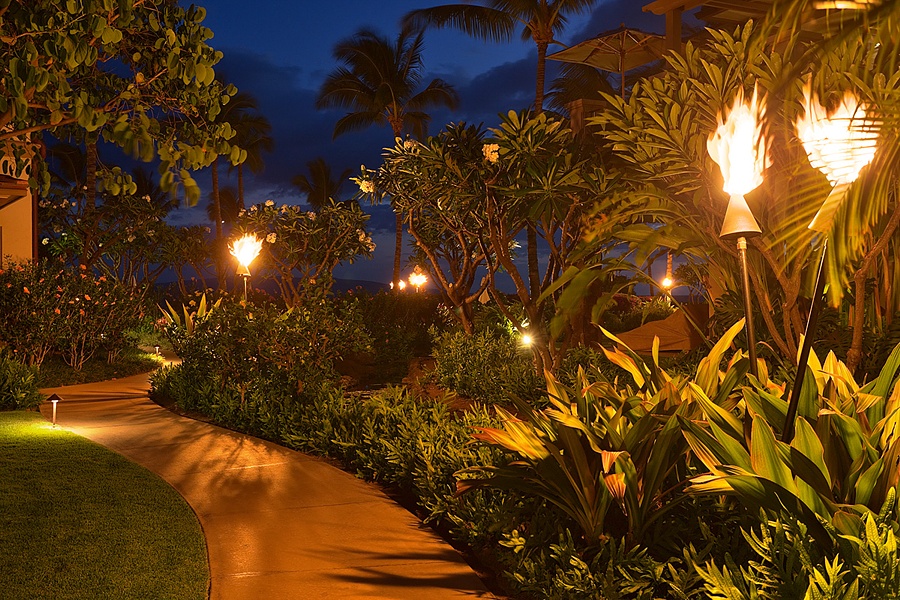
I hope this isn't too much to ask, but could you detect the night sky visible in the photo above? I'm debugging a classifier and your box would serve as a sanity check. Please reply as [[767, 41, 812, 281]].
[[168, 0, 671, 284]]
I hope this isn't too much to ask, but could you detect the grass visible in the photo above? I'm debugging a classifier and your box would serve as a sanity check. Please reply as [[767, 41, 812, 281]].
[[0, 411, 208, 600], [36, 348, 163, 388]]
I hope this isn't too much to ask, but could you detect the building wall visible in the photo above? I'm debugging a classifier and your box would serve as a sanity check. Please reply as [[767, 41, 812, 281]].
[[0, 192, 34, 266]]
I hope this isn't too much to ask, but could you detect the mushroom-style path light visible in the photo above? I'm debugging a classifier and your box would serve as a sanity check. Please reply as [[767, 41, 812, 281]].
[[707, 85, 771, 379], [782, 85, 879, 441], [230, 234, 263, 304]]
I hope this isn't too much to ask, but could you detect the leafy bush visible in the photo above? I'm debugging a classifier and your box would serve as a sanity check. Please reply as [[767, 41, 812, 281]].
[[0, 260, 142, 369], [159, 295, 371, 424], [348, 289, 447, 383], [431, 328, 543, 405], [0, 350, 44, 410], [600, 294, 677, 333]]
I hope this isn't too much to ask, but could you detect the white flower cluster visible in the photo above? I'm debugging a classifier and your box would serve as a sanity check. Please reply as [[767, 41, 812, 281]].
[[358, 180, 375, 194], [265, 199, 275, 207], [266, 232, 277, 243], [482, 143, 499, 164], [357, 229, 376, 252]]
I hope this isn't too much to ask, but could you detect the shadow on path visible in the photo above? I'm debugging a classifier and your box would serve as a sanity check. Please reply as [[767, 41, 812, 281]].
[[41, 373, 493, 600]]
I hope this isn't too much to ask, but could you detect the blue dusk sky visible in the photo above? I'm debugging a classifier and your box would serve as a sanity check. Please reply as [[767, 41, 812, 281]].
[[167, 0, 676, 284]]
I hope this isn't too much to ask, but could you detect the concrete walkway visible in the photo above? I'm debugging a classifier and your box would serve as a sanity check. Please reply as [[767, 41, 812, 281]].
[[40, 373, 492, 599]]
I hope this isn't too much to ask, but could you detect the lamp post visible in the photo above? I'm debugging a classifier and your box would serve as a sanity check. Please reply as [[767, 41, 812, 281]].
[[48, 393, 61, 426], [229, 234, 263, 304], [707, 86, 770, 380], [782, 86, 878, 441], [409, 267, 427, 293]]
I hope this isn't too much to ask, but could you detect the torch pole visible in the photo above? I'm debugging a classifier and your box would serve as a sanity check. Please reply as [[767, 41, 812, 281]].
[[737, 236, 758, 378], [242, 274, 249, 304], [782, 238, 828, 442]]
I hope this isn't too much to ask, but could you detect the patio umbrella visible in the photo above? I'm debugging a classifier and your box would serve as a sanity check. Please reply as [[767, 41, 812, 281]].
[[548, 26, 666, 99]]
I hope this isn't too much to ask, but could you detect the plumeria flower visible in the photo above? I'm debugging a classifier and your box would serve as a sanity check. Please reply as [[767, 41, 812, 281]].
[[266, 232, 277, 243], [42, 238, 49, 245], [265, 199, 275, 207], [358, 180, 375, 194], [482, 144, 499, 163]]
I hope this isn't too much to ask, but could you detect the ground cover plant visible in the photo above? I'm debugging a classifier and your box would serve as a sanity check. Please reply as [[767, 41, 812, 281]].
[[0, 411, 208, 600], [0, 350, 43, 410], [152, 289, 900, 598]]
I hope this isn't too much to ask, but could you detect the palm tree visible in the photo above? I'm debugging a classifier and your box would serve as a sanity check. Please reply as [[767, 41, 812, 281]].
[[404, 0, 598, 116], [405, 0, 598, 298], [546, 61, 615, 116], [291, 157, 352, 210], [317, 27, 459, 289], [209, 88, 262, 288], [206, 186, 241, 226], [227, 109, 273, 210]]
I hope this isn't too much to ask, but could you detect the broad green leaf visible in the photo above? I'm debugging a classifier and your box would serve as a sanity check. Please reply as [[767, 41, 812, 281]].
[[750, 415, 797, 494]]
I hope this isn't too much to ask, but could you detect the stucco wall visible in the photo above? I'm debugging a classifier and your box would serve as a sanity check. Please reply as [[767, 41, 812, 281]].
[[0, 192, 34, 266]]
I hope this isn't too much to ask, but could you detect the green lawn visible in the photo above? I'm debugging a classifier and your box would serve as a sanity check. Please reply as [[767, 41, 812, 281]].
[[0, 411, 208, 600]]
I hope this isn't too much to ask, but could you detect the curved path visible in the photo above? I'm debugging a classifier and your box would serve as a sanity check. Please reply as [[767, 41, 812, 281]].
[[40, 372, 491, 599]]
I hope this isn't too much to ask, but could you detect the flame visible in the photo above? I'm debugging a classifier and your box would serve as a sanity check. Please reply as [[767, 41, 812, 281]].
[[229, 234, 263, 268], [661, 276, 674, 289], [796, 86, 878, 187], [707, 86, 770, 196], [408, 271, 427, 288]]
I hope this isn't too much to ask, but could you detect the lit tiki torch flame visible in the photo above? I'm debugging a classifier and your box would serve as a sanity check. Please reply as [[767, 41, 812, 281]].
[[230, 234, 263, 274], [230, 234, 263, 303], [707, 85, 771, 238], [408, 268, 427, 293], [796, 84, 878, 232]]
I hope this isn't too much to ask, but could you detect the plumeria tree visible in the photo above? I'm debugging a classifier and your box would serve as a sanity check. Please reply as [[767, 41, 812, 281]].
[[40, 184, 175, 294], [362, 111, 610, 373], [234, 200, 375, 306]]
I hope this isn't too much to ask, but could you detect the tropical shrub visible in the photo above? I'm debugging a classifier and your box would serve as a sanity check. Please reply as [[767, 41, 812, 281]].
[[234, 200, 375, 306], [684, 342, 900, 546], [458, 321, 751, 548], [159, 294, 371, 415], [0, 260, 142, 369], [348, 289, 447, 383], [0, 350, 43, 410], [431, 328, 543, 405]]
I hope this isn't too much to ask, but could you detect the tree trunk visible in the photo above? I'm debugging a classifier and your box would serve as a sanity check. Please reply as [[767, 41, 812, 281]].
[[237, 163, 245, 210], [391, 118, 404, 290], [211, 157, 225, 290], [534, 40, 548, 115], [846, 201, 900, 373], [393, 211, 403, 290]]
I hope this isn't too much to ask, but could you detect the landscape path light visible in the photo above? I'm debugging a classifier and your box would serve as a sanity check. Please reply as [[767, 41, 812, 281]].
[[48, 393, 61, 426], [230, 234, 263, 304], [783, 85, 879, 441], [707, 85, 770, 380]]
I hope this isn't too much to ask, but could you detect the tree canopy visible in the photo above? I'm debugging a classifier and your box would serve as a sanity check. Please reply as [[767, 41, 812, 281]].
[[0, 0, 239, 202]]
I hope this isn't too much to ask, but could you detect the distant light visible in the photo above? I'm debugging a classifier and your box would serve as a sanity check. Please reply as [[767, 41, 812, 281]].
[[661, 276, 674, 289], [521, 334, 533, 346]]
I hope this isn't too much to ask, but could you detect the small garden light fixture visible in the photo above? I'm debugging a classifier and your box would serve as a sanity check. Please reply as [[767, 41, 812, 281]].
[[783, 85, 879, 441], [230, 234, 263, 303], [707, 85, 770, 379], [48, 393, 61, 426]]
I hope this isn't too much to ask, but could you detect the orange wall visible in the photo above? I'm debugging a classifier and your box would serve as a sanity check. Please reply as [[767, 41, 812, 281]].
[[0, 192, 34, 266]]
